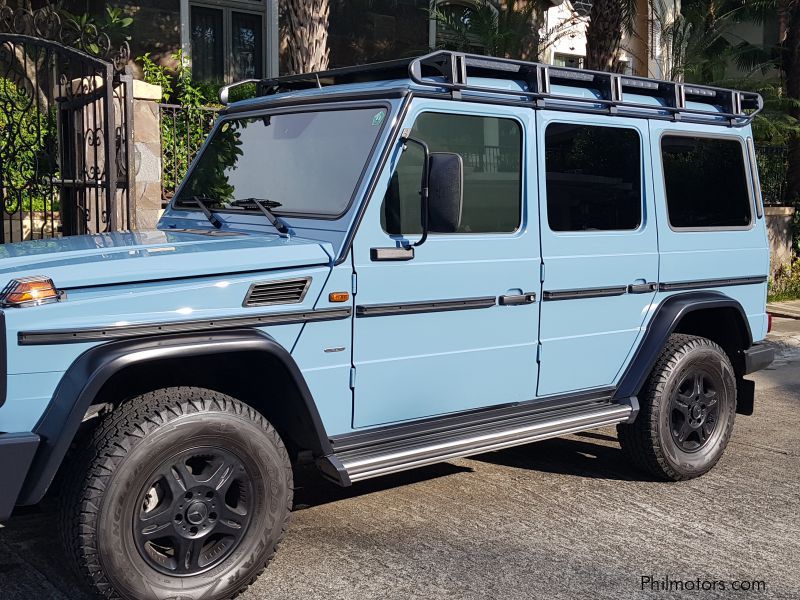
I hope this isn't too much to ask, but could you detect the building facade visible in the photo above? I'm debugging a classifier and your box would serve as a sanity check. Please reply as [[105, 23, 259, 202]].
[[80, 1, 603, 83]]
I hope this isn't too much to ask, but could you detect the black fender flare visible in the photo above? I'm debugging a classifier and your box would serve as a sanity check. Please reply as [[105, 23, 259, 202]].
[[614, 291, 753, 402], [18, 329, 332, 505]]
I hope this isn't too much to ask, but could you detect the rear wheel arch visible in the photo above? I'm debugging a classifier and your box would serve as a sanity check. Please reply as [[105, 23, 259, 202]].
[[19, 329, 331, 506], [616, 291, 753, 401]]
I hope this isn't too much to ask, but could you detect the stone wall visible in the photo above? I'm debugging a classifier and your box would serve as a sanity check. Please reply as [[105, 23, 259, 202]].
[[131, 80, 165, 230], [766, 206, 795, 276]]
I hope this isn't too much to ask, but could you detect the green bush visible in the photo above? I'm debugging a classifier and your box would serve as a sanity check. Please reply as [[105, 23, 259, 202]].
[[769, 259, 800, 302]]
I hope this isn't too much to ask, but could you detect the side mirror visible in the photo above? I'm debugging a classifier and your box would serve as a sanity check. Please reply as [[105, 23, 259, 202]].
[[427, 152, 463, 233]]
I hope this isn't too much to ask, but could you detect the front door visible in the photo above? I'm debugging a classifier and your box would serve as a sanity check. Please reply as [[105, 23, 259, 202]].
[[351, 101, 540, 428], [536, 113, 659, 396]]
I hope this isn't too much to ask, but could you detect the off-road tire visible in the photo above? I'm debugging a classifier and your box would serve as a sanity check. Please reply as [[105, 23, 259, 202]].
[[59, 386, 293, 600], [617, 334, 737, 481]]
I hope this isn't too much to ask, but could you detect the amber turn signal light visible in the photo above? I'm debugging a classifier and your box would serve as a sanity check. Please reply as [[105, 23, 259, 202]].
[[0, 276, 64, 307], [328, 291, 350, 303]]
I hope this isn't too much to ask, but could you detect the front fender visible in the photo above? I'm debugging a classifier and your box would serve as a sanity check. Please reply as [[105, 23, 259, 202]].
[[18, 329, 330, 505]]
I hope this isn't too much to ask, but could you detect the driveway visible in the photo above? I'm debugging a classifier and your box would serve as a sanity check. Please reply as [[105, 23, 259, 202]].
[[2, 321, 798, 599]]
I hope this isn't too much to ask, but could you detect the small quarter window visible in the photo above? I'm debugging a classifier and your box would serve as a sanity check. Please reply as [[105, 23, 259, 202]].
[[382, 112, 522, 235], [662, 135, 752, 229], [545, 123, 642, 232]]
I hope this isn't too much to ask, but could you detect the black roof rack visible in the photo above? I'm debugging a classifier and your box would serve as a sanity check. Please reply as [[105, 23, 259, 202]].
[[231, 51, 762, 127]]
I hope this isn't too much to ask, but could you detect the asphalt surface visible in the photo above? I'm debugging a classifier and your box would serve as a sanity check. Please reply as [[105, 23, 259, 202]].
[[1, 321, 799, 600]]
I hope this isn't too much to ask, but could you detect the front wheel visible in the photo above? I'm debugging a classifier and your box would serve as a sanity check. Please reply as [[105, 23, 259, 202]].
[[618, 334, 737, 481], [60, 387, 293, 600]]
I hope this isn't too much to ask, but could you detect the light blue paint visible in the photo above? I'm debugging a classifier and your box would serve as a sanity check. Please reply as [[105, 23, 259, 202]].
[[0, 74, 770, 440]]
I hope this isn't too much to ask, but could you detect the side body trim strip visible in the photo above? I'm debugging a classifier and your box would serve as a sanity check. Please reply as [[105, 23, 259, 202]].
[[542, 275, 766, 301], [355, 296, 497, 317], [18, 308, 352, 346], [659, 275, 767, 292], [543, 286, 628, 301]]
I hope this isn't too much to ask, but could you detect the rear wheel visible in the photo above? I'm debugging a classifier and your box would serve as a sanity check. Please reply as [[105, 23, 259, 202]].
[[618, 334, 737, 481], [60, 387, 293, 600]]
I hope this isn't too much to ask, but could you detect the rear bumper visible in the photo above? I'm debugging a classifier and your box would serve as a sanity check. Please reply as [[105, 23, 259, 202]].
[[0, 433, 40, 522], [744, 343, 775, 375]]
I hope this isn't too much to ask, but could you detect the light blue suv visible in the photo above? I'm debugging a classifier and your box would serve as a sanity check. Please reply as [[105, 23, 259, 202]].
[[0, 52, 774, 599]]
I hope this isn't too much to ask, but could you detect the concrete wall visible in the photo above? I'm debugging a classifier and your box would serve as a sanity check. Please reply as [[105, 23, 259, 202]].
[[766, 206, 795, 276]]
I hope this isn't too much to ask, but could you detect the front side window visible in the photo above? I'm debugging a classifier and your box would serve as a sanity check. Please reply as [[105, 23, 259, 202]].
[[662, 135, 752, 229], [545, 123, 642, 232], [382, 112, 522, 234], [175, 107, 388, 216]]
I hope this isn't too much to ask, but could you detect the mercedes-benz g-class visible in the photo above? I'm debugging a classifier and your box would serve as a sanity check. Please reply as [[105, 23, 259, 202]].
[[0, 52, 774, 599]]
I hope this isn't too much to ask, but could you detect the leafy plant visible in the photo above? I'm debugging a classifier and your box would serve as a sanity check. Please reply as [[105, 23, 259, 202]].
[[60, 6, 134, 57], [138, 51, 221, 199]]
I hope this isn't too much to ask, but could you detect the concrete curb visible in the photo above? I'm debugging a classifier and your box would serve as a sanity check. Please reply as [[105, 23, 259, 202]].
[[767, 303, 800, 319]]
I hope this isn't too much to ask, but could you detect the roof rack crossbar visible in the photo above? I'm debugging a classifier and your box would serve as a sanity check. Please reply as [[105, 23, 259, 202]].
[[246, 51, 762, 127]]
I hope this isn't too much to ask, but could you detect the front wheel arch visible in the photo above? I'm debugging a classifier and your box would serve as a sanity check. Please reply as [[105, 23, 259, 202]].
[[20, 329, 330, 506]]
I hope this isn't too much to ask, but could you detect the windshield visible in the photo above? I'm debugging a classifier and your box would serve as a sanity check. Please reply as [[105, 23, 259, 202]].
[[175, 106, 389, 217]]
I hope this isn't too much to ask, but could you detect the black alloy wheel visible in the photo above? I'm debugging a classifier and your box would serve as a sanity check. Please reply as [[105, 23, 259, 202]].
[[133, 447, 254, 576], [669, 369, 721, 453]]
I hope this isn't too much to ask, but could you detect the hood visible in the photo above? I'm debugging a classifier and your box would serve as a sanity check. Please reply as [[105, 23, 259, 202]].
[[0, 229, 334, 289]]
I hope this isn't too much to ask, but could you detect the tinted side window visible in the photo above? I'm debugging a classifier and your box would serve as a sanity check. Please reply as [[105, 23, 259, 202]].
[[661, 136, 751, 229], [545, 123, 642, 232], [382, 113, 522, 234]]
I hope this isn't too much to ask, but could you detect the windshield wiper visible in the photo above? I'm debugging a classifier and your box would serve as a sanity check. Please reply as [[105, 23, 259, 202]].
[[186, 196, 223, 229], [231, 198, 290, 236]]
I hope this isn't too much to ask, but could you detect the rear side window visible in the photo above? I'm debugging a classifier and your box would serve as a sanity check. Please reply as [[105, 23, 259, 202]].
[[545, 123, 642, 232], [382, 112, 522, 234], [661, 135, 752, 229]]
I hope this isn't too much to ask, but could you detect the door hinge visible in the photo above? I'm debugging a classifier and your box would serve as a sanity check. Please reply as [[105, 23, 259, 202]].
[[540, 262, 545, 283], [349, 366, 356, 389], [351, 272, 358, 295], [536, 342, 543, 363]]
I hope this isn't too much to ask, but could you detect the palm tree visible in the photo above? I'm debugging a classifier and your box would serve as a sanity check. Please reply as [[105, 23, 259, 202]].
[[584, 0, 637, 71], [430, 0, 578, 62], [280, 0, 330, 74]]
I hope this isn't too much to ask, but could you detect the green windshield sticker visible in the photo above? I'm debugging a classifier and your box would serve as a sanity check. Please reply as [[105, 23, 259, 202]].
[[372, 110, 386, 127]]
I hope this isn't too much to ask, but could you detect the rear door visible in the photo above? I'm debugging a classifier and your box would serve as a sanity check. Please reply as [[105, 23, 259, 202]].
[[536, 113, 659, 396]]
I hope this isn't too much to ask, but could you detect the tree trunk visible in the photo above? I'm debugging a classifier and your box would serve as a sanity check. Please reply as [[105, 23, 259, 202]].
[[782, 1, 800, 204], [584, 0, 626, 71], [280, 0, 330, 75]]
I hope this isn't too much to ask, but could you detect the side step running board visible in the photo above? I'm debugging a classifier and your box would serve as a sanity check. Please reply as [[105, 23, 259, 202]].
[[335, 403, 632, 483]]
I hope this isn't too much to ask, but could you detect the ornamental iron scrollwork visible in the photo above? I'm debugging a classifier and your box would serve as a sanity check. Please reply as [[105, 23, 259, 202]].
[[0, 1, 133, 243]]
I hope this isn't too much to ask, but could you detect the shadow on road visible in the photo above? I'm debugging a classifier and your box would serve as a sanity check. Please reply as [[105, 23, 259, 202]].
[[0, 431, 655, 599], [469, 431, 660, 482]]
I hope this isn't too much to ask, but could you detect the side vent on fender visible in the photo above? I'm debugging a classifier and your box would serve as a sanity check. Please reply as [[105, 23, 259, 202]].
[[243, 277, 311, 307]]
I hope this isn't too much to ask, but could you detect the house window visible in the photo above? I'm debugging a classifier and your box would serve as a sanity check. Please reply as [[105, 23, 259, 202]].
[[189, 1, 268, 83], [553, 53, 583, 69]]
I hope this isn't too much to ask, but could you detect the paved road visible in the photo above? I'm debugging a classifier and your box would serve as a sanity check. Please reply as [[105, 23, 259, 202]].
[[2, 322, 799, 600]]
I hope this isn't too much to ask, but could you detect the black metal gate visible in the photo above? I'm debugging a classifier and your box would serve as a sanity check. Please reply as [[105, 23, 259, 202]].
[[0, 2, 134, 243]]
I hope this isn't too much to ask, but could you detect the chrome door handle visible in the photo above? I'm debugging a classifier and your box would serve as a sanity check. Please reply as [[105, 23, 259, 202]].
[[627, 282, 657, 294], [499, 292, 537, 305]]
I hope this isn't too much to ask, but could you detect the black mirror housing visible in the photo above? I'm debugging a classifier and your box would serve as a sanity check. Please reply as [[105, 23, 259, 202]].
[[427, 152, 463, 233]]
